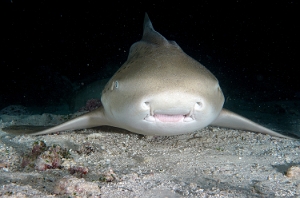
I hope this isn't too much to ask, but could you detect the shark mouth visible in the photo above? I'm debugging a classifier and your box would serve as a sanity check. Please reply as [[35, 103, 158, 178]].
[[144, 114, 194, 123]]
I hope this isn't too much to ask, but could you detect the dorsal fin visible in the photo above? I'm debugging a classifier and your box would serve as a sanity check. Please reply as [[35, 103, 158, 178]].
[[126, 13, 181, 62], [142, 13, 170, 45]]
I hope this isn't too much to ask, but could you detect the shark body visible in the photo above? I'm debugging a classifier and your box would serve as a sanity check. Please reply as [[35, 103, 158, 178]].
[[3, 13, 297, 139]]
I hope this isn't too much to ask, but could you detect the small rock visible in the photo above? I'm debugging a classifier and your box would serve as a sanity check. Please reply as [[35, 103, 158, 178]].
[[286, 166, 300, 179], [53, 176, 101, 197]]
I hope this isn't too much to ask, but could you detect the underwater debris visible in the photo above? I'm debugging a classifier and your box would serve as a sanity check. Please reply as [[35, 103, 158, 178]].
[[21, 141, 47, 168], [53, 176, 101, 196], [0, 105, 29, 116], [77, 142, 95, 155], [78, 99, 102, 112], [99, 169, 118, 182], [21, 141, 71, 171], [286, 166, 300, 179], [69, 166, 89, 177]]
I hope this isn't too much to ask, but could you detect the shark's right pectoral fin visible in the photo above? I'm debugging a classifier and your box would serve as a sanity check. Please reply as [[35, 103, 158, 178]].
[[2, 107, 109, 136], [211, 108, 299, 139]]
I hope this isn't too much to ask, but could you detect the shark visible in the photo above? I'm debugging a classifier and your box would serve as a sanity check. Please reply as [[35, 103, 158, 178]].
[[3, 13, 297, 139]]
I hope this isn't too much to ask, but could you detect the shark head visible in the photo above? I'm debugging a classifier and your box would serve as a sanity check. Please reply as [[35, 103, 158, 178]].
[[101, 14, 225, 135]]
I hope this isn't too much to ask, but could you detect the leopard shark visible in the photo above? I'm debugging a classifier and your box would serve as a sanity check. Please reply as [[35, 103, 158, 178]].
[[3, 13, 297, 139]]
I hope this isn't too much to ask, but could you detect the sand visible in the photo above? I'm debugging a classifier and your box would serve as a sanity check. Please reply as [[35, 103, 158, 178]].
[[0, 111, 299, 198]]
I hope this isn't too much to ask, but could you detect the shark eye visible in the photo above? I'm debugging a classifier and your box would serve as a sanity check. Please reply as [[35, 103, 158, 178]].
[[114, 81, 119, 88], [110, 81, 119, 90]]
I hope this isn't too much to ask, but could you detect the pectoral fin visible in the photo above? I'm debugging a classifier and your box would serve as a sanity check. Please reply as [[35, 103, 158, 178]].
[[2, 107, 109, 136], [211, 108, 298, 139]]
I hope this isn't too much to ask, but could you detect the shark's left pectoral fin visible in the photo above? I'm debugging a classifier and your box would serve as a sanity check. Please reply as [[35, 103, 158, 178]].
[[211, 108, 298, 139]]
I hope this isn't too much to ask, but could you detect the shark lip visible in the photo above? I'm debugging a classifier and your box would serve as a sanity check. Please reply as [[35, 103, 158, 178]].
[[144, 114, 194, 123]]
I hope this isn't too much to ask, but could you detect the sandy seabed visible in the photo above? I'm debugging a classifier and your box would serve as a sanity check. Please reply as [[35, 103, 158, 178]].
[[0, 113, 299, 198]]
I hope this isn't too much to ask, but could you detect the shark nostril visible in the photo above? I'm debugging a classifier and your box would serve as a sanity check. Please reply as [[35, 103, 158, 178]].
[[142, 102, 151, 110], [195, 102, 203, 110], [196, 102, 202, 107]]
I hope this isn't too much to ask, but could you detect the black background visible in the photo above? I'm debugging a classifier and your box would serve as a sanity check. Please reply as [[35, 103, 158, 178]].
[[0, 1, 298, 111]]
